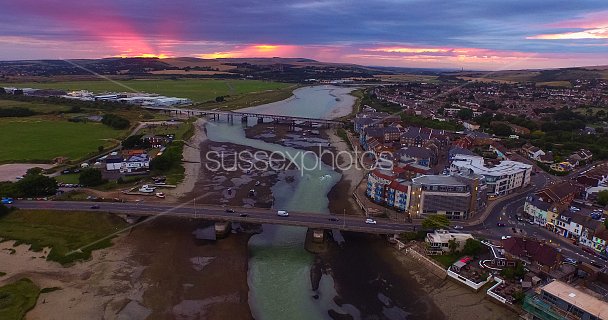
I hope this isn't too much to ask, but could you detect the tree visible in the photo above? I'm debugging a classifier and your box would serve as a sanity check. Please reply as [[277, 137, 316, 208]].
[[101, 114, 130, 130], [14, 173, 57, 197], [98, 146, 104, 152], [448, 239, 458, 254], [463, 238, 482, 256], [79, 168, 104, 187], [598, 190, 608, 206], [26, 167, 44, 176], [421, 214, 450, 230], [457, 108, 474, 120], [215, 96, 225, 102], [493, 123, 513, 136]]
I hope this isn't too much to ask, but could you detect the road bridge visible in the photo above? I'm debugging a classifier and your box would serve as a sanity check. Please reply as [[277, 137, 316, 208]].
[[142, 106, 344, 128], [13, 200, 409, 234]]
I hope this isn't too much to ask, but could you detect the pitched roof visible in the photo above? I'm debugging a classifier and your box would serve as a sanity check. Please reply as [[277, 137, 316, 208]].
[[536, 181, 579, 203], [502, 237, 559, 267]]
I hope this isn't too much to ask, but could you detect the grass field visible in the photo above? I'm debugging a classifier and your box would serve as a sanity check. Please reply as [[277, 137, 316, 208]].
[[0, 278, 40, 320], [54, 173, 80, 184], [536, 81, 572, 88], [1, 79, 291, 102], [0, 118, 127, 163], [195, 84, 297, 110], [139, 118, 195, 141], [0, 210, 127, 265], [0, 100, 70, 113]]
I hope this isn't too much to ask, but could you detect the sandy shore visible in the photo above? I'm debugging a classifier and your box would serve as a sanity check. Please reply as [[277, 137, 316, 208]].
[[0, 236, 151, 320], [326, 87, 358, 119], [386, 247, 517, 320], [169, 118, 207, 199], [326, 128, 366, 216]]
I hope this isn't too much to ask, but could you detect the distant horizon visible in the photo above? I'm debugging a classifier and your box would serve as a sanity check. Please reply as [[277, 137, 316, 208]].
[[1, 1, 607, 70], [0, 55, 606, 73]]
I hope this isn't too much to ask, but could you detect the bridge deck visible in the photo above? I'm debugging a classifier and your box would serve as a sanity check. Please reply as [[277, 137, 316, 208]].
[[14, 201, 409, 234], [142, 106, 343, 125]]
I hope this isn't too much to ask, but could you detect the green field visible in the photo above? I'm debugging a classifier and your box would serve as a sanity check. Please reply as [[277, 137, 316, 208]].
[[0, 210, 127, 265], [54, 173, 80, 184], [0, 118, 127, 163], [0, 100, 70, 114], [0, 278, 40, 320], [1, 79, 291, 102]]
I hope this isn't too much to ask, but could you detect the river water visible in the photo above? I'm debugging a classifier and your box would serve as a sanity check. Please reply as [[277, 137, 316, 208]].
[[204, 85, 416, 320]]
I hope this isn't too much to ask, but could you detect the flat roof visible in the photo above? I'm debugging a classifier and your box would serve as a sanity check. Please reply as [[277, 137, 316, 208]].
[[413, 174, 467, 187], [542, 281, 608, 319], [451, 154, 532, 176]]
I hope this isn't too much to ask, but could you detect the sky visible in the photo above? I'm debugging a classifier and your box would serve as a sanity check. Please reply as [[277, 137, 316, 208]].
[[0, 0, 607, 70]]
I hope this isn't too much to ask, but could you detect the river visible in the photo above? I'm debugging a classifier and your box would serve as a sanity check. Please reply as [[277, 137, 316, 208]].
[[204, 85, 425, 320]]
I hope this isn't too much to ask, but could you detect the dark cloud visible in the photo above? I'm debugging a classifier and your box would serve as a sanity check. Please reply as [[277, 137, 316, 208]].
[[0, 0, 606, 67]]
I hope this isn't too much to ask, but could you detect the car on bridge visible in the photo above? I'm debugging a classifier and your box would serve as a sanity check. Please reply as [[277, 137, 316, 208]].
[[277, 210, 289, 217], [90, 205, 100, 209], [365, 218, 377, 224], [1, 197, 14, 204], [225, 208, 235, 213], [328, 217, 339, 222]]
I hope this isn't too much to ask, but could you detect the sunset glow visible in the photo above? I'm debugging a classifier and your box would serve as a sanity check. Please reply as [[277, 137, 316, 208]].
[[0, 0, 606, 69]]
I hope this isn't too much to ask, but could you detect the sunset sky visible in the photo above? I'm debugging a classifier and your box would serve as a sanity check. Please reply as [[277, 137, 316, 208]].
[[1, 0, 607, 70]]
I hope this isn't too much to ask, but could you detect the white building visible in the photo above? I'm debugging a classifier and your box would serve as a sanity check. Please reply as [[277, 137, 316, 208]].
[[425, 229, 474, 255], [450, 154, 532, 197]]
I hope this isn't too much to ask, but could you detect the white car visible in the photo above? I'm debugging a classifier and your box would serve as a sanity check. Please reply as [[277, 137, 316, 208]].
[[277, 210, 289, 217], [365, 218, 377, 224], [453, 225, 464, 230], [155, 192, 165, 198], [139, 185, 156, 193]]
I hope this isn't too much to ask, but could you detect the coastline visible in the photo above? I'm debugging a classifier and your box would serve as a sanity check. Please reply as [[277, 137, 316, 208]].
[[168, 117, 207, 199]]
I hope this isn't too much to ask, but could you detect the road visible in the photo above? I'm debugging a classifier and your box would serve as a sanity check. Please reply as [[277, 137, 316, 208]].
[[462, 170, 604, 266], [12, 200, 411, 234]]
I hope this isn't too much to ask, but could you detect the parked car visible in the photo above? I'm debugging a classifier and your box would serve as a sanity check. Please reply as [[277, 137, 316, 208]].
[[496, 222, 506, 227], [365, 218, 377, 224], [563, 257, 579, 265], [155, 192, 165, 198], [139, 185, 155, 193], [277, 210, 289, 217], [453, 225, 464, 230]]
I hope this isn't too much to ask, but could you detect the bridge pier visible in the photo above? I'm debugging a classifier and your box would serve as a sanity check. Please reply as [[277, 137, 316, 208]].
[[215, 221, 232, 238], [241, 116, 248, 123], [227, 114, 234, 124], [257, 117, 264, 124], [305, 228, 329, 253]]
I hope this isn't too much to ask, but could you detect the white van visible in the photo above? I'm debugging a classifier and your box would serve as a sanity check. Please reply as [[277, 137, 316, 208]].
[[277, 210, 289, 217]]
